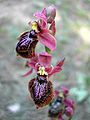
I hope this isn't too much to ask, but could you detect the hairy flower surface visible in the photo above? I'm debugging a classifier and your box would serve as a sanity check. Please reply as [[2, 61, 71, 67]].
[[28, 75, 54, 108], [16, 30, 38, 58]]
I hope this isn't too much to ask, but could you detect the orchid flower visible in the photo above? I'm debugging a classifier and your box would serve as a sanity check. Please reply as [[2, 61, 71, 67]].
[[24, 52, 64, 108], [31, 7, 56, 51], [16, 6, 56, 58]]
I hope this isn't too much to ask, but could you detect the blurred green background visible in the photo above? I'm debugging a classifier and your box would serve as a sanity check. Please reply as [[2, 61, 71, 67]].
[[0, 0, 90, 120]]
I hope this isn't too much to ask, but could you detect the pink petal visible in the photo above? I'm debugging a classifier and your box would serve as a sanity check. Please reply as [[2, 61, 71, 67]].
[[65, 106, 74, 117], [39, 30, 56, 51], [35, 63, 40, 71], [23, 54, 39, 76], [64, 98, 75, 109], [38, 52, 52, 66], [49, 20, 56, 36], [30, 54, 38, 66], [33, 8, 47, 28], [27, 62, 36, 69], [61, 86, 69, 96], [41, 8, 46, 15], [58, 113, 64, 120], [49, 58, 65, 76], [45, 66, 53, 74], [25, 60, 31, 67], [54, 90, 59, 96], [55, 58, 65, 68], [26, 54, 38, 68], [22, 68, 33, 77]]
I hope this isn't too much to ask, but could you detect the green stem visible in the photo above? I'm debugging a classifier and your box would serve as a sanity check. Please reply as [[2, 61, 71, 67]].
[[45, 46, 51, 53]]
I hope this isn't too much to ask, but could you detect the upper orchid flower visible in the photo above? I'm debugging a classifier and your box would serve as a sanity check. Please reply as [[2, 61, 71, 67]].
[[30, 7, 56, 51], [16, 6, 56, 59]]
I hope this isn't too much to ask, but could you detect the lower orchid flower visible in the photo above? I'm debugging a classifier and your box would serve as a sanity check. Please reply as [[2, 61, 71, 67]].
[[23, 52, 64, 108]]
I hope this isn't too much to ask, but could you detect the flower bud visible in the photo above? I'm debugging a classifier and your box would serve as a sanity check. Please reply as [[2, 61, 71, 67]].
[[64, 98, 75, 109], [65, 106, 74, 117], [46, 5, 56, 23], [61, 86, 69, 97]]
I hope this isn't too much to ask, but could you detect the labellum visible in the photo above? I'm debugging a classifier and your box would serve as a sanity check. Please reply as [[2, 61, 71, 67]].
[[16, 30, 38, 58], [28, 74, 54, 108]]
